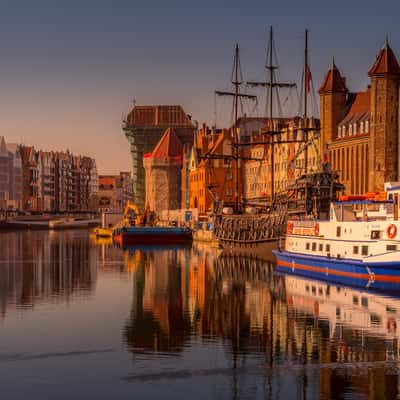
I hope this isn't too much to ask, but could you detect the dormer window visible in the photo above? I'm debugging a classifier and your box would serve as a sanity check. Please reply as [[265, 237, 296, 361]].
[[365, 120, 369, 133], [353, 123, 357, 135], [360, 121, 364, 134], [342, 126, 346, 136]]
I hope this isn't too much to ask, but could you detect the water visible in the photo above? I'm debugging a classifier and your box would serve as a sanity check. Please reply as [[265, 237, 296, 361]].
[[0, 230, 400, 399]]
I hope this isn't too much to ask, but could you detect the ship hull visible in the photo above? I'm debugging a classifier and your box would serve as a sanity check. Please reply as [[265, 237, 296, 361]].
[[273, 250, 400, 291], [113, 227, 192, 247]]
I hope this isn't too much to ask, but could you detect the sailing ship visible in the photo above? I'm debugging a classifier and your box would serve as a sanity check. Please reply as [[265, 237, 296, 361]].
[[210, 28, 343, 253]]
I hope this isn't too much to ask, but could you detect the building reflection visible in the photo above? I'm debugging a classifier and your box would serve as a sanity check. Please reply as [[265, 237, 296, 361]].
[[123, 246, 400, 398], [123, 247, 192, 353], [0, 230, 97, 318]]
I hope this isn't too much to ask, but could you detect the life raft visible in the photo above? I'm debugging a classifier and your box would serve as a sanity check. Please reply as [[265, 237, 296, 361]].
[[387, 224, 397, 239]]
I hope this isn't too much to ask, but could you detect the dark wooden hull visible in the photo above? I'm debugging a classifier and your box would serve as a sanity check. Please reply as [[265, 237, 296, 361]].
[[113, 227, 193, 247]]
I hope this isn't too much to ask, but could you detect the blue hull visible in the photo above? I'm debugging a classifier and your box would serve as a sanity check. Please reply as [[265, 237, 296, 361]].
[[273, 250, 400, 292]]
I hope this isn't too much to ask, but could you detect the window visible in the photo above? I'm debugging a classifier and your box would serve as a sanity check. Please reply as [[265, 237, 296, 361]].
[[306, 243, 310, 250], [349, 124, 353, 135], [319, 243, 323, 251], [360, 121, 364, 134], [387, 245, 397, 251], [227, 172, 232, 180], [371, 231, 380, 239], [365, 120, 369, 133], [325, 244, 330, 252], [361, 297, 368, 308], [353, 246, 359, 255], [336, 227, 341, 237], [361, 245, 369, 256], [353, 296, 359, 305], [312, 243, 317, 251]]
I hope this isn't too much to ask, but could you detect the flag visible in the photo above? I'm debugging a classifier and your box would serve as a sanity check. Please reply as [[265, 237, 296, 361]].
[[305, 65, 312, 93]]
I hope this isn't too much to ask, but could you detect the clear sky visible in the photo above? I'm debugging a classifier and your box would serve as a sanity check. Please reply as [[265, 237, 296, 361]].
[[0, 0, 398, 173]]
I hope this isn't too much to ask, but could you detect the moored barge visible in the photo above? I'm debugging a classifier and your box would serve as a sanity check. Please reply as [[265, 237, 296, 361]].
[[113, 226, 192, 247]]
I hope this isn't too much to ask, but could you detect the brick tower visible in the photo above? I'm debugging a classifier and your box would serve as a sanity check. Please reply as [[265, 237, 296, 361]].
[[143, 127, 183, 213], [318, 60, 348, 158], [368, 39, 400, 191]]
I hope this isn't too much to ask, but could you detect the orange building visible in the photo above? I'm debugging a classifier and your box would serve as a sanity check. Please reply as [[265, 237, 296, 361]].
[[189, 125, 241, 214]]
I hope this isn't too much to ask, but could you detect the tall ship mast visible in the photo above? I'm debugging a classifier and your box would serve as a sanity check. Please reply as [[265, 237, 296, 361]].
[[247, 26, 296, 204], [215, 44, 257, 212], [212, 28, 344, 255]]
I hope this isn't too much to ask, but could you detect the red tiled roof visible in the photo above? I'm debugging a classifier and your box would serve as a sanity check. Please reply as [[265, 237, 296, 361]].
[[368, 42, 400, 76], [126, 105, 194, 127], [347, 90, 370, 116], [338, 89, 370, 129], [148, 127, 183, 159], [319, 63, 347, 93]]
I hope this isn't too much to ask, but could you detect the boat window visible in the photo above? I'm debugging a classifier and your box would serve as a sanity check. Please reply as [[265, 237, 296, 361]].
[[319, 243, 323, 251], [387, 244, 397, 251], [371, 230, 381, 239], [312, 286, 316, 294], [370, 313, 382, 326], [353, 295, 359, 305], [306, 243, 310, 250], [353, 246, 359, 255], [312, 243, 317, 251], [361, 297, 368, 308], [336, 226, 341, 237], [361, 245, 369, 256], [325, 244, 330, 252]]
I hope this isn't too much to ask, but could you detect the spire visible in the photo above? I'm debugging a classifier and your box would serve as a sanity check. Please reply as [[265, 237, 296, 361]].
[[318, 60, 347, 94], [368, 38, 400, 76]]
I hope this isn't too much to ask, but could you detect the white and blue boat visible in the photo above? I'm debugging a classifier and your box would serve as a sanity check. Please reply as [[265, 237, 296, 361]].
[[274, 183, 400, 291]]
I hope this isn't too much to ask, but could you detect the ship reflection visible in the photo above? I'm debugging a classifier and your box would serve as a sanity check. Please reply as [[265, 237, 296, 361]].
[[0, 230, 97, 318], [123, 247, 400, 399]]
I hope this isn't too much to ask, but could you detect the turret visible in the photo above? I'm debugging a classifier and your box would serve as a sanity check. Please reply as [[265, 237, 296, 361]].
[[368, 38, 400, 190], [318, 59, 348, 157]]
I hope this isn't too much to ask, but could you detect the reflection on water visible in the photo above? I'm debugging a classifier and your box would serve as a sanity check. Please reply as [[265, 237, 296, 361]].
[[0, 230, 97, 316], [1, 231, 400, 399]]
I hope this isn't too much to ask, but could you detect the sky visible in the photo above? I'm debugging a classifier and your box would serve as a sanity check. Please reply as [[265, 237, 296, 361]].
[[0, 0, 399, 173]]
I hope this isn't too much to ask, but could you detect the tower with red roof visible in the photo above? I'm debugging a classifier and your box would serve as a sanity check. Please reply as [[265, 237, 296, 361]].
[[143, 127, 183, 213], [368, 39, 400, 191]]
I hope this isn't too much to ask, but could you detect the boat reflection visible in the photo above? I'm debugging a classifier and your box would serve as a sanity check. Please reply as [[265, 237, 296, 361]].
[[123, 248, 400, 399]]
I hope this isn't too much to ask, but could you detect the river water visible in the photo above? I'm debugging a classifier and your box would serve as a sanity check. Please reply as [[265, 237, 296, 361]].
[[0, 230, 400, 399]]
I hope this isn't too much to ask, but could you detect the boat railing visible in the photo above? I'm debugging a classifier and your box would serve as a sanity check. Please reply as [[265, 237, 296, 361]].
[[291, 220, 316, 228]]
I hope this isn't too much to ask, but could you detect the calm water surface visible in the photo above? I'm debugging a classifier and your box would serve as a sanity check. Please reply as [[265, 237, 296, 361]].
[[0, 230, 400, 399]]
